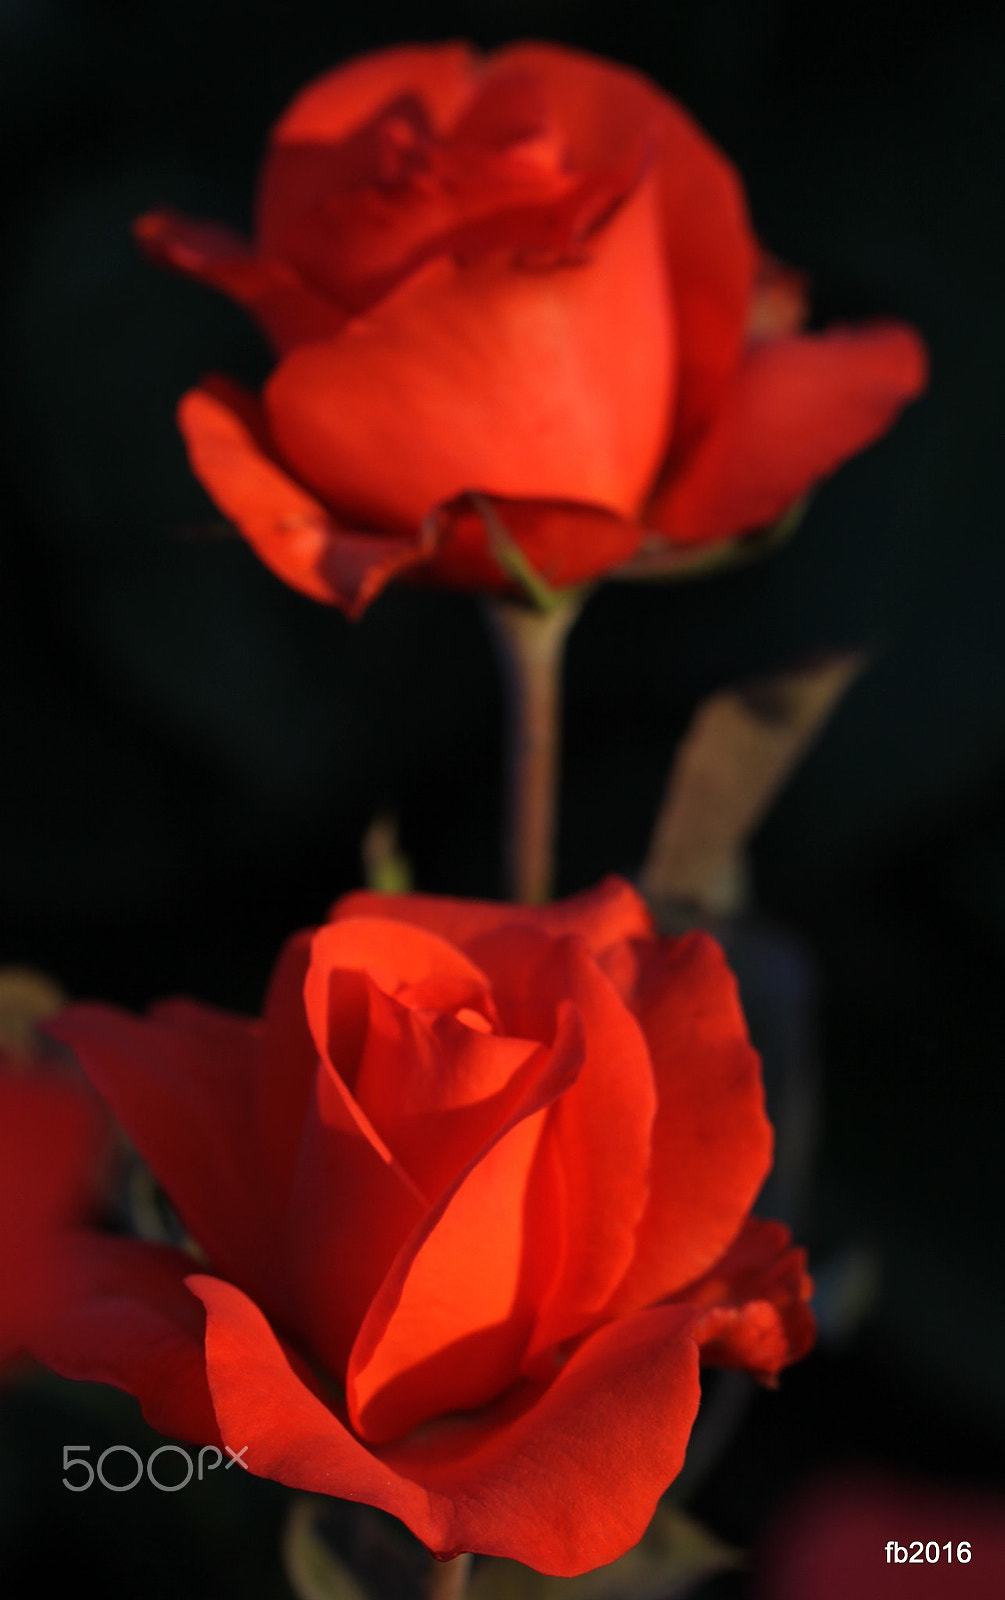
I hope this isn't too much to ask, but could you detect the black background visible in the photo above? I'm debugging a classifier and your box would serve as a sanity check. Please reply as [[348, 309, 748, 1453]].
[[1, 1, 1004, 1594]]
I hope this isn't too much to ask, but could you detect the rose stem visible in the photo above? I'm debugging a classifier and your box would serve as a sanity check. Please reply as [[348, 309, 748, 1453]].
[[486, 594, 583, 905], [427, 1552, 474, 1600], [639, 650, 868, 920]]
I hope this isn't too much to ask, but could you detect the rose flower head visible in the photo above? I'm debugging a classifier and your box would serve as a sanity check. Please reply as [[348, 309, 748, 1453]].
[[138, 42, 927, 615], [37, 878, 813, 1575]]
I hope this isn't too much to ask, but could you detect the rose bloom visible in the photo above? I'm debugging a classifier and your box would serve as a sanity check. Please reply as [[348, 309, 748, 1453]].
[[754, 1472, 1005, 1600], [37, 878, 812, 1574], [0, 1068, 104, 1365], [138, 42, 927, 615]]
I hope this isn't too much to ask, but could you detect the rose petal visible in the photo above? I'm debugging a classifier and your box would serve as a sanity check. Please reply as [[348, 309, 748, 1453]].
[[425, 493, 647, 592], [30, 1233, 220, 1444], [134, 210, 345, 352], [757, 1472, 1005, 1600], [263, 168, 674, 529], [346, 980, 542, 1202], [307, 917, 550, 1203], [330, 875, 654, 961], [307, 916, 493, 1019], [254, 930, 319, 1209], [345, 1001, 583, 1441], [191, 1272, 701, 1575], [178, 377, 438, 613], [261, 79, 647, 316], [648, 322, 929, 545], [460, 929, 656, 1361], [747, 250, 811, 342], [492, 43, 757, 456], [256, 931, 432, 1352], [284, 1020, 426, 1376], [45, 1002, 283, 1315], [681, 1217, 816, 1379], [266, 42, 479, 149], [603, 932, 772, 1312], [0, 1077, 103, 1359], [260, 46, 478, 304]]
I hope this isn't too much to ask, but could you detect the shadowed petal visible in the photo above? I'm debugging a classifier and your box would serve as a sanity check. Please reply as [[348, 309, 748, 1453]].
[[284, 1026, 426, 1377], [266, 43, 479, 149], [0, 1076, 104, 1360], [46, 1002, 282, 1312], [31, 1233, 221, 1444]]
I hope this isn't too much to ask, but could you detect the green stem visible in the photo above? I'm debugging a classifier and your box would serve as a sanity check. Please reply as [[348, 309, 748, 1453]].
[[427, 1552, 473, 1600], [486, 595, 583, 905]]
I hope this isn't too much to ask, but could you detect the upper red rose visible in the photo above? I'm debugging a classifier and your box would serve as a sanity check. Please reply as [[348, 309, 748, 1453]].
[[138, 42, 928, 615], [37, 877, 813, 1575]]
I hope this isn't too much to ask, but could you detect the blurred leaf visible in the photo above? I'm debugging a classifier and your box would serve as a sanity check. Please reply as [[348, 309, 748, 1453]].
[[283, 1497, 372, 1600], [361, 813, 414, 895], [0, 966, 66, 1057], [469, 1503, 744, 1600]]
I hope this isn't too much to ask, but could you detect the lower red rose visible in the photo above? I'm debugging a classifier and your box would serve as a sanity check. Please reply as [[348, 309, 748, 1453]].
[[38, 877, 813, 1575]]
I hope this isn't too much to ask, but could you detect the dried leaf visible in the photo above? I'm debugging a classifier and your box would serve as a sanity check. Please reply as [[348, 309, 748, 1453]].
[[0, 966, 67, 1057]]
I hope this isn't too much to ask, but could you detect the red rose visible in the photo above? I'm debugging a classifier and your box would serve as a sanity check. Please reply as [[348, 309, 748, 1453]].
[[0, 1069, 104, 1365], [754, 1471, 1005, 1600], [39, 877, 812, 1575], [139, 42, 927, 615]]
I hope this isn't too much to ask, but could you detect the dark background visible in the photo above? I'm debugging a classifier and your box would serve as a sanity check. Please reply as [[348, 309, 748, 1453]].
[[1, 1, 1003, 1594]]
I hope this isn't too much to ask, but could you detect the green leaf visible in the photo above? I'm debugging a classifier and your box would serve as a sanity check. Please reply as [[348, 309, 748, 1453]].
[[282, 1498, 373, 1600]]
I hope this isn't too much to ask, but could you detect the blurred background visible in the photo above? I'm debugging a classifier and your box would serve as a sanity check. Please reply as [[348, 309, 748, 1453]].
[[1, 0, 1003, 1594]]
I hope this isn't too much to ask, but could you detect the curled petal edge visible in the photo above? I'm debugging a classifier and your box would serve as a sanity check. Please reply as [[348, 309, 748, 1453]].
[[178, 376, 441, 615], [190, 1272, 703, 1576]]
